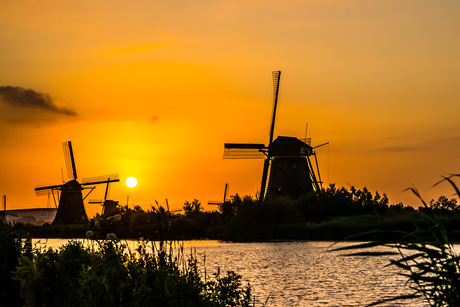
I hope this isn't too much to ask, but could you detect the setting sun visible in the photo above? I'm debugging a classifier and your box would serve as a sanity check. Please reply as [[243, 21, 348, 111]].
[[126, 177, 138, 188]]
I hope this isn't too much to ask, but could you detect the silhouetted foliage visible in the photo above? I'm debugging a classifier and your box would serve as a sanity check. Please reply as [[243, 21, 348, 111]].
[[183, 199, 204, 216], [307, 184, 391, 217], [0, 222, 31, 307], [14, 239, 253, 307], [212, 185, 425, 240], [428, 195, 459, 212], [18, 183, 457, 241]]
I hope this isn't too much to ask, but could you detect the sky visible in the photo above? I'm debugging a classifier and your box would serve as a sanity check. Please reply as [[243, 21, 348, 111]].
[[1, 0, 460, 216]]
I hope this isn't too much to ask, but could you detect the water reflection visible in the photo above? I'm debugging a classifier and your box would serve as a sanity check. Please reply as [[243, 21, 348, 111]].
[[32, 239, 427, 306], [185, 241, 427, 306]]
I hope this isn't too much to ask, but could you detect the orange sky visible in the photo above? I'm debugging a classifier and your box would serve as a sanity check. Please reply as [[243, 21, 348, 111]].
[[1, 0, 460, 216]]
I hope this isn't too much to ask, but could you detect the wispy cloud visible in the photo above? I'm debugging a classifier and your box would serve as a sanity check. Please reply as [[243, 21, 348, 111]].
[[375, 145, 424, 153], [0, 86, 77, 124], [104, 43, 165, 57], [373, 136, 460, 153]]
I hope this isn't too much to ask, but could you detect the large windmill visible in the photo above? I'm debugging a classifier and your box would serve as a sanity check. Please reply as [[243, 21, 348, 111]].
[[35, 141, 120, 224], [224, 71, 325, 201]]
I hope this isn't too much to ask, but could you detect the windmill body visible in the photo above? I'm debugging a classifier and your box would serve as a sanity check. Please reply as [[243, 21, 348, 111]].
[[35, 141, 119, 225], [224, 71, 323, 201], [101, 200, 119, 216], [52, 180, 88, 224], [265, 136, 317, 199]]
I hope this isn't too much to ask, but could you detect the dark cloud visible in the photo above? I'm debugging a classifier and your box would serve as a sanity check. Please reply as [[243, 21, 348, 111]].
[[0, 86, 78, 125], [0, 86, 77, 115]]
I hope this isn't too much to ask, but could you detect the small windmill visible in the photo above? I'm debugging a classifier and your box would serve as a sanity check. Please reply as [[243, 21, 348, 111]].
[[224, 71, 325, 201], [35, 141, 120, 224], [165, 199, 182, 213], [88, 176, 120, 216], [208, 183, 230, 206]]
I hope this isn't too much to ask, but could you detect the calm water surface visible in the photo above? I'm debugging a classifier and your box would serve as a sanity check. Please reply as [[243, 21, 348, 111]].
[[34, 239, 427, 306]]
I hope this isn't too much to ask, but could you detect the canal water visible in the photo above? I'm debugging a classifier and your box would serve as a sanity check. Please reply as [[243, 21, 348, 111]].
[[33, 239, 427, 306]]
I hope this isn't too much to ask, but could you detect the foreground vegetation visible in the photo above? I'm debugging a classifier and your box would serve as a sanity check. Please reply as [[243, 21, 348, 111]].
[[0, 222, 253, 307]]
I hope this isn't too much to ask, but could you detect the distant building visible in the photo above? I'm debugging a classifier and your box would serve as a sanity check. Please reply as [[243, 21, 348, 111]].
[[4, 208, 57, 226]]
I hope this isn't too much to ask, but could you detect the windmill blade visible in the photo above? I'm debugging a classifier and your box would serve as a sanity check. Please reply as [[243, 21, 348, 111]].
[[35, 189, 53, 197], [306, 155, 321, 192], [225, 143, 266, 149], [313, 152, 323, 189], [207, 201, 222, 205], [103, 181, 110, 201], [63, 141, 78, 180], [312, 142, 329, 149], [81, 174, 120, 185], [81, 179, 120, 186], [269, 70, 281, 145], [88, 199, 104, 204], [259, 158, 271, 201], [83, 187, 96, 200], [35, 184, 64, 196], [223, 183, 229, 201], [224, 143, 267, 159]]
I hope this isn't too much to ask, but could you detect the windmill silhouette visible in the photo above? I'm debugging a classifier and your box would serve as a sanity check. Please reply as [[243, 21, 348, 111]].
[[88, 178, 120, 217], [224, 71, 326, 201], [208, 183, 229, 206], [35, 141, 120, 224]]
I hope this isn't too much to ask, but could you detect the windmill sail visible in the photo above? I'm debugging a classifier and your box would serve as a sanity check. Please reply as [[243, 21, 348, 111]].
[[35, 183, 65, 194], [259, 71, 282, 199], [63, 141, 78, 180], [81, 174, 120, 185], [224, 143, 267, 159], [269, 71, 281, 145], [259, 158, 271, 200]]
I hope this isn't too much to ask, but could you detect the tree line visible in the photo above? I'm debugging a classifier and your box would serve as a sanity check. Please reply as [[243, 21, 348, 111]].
[[59, 184, 459, 241]]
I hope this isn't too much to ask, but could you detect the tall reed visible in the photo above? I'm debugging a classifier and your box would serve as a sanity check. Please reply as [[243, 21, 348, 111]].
[[334, 175, 460, 306]]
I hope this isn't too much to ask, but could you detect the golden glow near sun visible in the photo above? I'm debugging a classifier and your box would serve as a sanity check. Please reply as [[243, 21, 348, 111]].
[[126, 177, 138, 188]]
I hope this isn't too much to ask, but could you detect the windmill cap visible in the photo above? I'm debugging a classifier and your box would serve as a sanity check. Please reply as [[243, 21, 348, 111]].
[[269, 136, 313, 156]]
